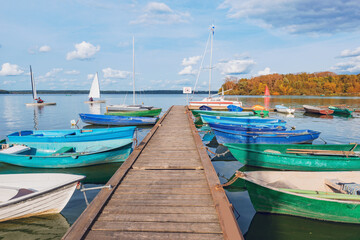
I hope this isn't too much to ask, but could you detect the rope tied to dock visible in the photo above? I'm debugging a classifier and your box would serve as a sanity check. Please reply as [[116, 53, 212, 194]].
[[206, 147, 230, 158], [219, 171, 245, 188]]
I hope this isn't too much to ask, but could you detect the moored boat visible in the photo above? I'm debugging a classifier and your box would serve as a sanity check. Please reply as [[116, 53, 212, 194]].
[[275, 105, 295, 114], [0, 173, 84, 222], [238, 171, 360, 224], [105, 108, 162, 117], [0, 139, 133, 168], [192, 109, 255, 118], [252, 105, 269, 117], [224, 143, 360, 171], [200, 114, 286, 126], [79, 113, 158, 126], [208, 122, 286, 132], [303, 105, 334, 115], [329, 106, 353, 116], [211, 128, 320, 144]]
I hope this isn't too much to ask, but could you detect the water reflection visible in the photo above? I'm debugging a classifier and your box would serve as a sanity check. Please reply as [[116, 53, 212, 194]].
[[0, 214, 69, 240], [245, 213, 360, 240], [303, 112, 334, 119], [88, 102, 101, 115]]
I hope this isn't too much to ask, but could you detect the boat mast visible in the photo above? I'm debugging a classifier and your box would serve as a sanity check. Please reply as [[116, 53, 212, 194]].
[[209, 25, 215, 98], [133, 36, 135, 105], [30, 65, 37, 101]]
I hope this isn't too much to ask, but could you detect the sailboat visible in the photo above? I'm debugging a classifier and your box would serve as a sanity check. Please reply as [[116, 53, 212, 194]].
[[189, 25, 242, 110], [106, 37, 161, 117], [25, 66, 56, 106], [84, 72, 106, 103]]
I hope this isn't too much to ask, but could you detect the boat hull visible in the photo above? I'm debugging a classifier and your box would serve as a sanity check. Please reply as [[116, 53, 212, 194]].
[[303, 105, 334, 115], [0, 141, 133, 168], [79, 113, 158, 126], [25, 103, 56, 106], [212, 129, 320, 144], [0, 174, 84, 222], [224, 143, 360, 171], [105, 108, 162, 117], [245, 180, 360, 224], [191, 110, 254, 118], [329, 106, 353, 116], [84, 100, 106, 103], [200, 114, 286, 126], [208, 122, 286, 132]]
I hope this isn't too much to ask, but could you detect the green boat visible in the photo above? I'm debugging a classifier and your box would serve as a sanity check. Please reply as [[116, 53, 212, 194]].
[[191, 110, 255, 118], [329, 106, 353, 116], [105, 108, 162, 117], [224, 143, 360, 171], [240, 171, 360, 224], [252, 110, 269, 117]]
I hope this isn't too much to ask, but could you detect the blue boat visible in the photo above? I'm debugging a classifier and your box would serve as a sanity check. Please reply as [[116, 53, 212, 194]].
[[211, 127, 320, 144], [200, 114, 286, 126], [208, 122, 286, 132], [0, 139, 133, 168], [8, 127, 135, 143], [79, 113, 158, 126]]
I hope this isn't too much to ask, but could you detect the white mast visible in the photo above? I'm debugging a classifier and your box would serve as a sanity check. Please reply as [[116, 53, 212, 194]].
[[133, 36, 135, 105], [209, 25, 215, 98], [30, 65, 37, 101]]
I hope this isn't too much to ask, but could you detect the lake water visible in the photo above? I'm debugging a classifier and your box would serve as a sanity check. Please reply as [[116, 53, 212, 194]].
[[0, 93, 360, 239]]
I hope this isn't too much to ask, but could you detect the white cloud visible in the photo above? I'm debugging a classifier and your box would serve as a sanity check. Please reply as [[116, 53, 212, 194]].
[[88, 74, 95, 80], [45, 68, 63, 77], [131, 2, 190, 25], [0, 63, 24, 76], [178, 65, 198, 76], [102, 67, 131, 79], [65, 70, 80, 75], [39, 45, 51, 52], [257, 67, 272, 76], [66, 41, 100, 60], [217, 59, 256, 75], [340, 47, 360, 58], [219, 0, 360, 34], [182, 56, 201, 66]]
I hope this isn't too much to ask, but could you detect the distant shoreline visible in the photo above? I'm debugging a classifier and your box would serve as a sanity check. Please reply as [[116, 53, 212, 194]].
[[0, 90, 218, 95]]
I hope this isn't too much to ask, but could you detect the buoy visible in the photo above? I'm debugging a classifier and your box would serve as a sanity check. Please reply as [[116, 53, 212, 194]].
[[70, 120, 76, 126]]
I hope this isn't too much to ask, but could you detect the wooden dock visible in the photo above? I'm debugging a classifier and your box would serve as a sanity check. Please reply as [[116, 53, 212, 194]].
[[63, 105, 243, 240]]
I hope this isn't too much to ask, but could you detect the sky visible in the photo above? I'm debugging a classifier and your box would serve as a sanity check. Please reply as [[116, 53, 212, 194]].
[[1, 0, 360, 91]]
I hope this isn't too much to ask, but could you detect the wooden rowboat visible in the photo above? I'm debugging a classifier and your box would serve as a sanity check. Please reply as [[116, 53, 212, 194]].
[[79, 113, 158, 126], [191, 109, 255, 118], [239, 171, 360, 224], [303, 105, 334, 115], [105, 108, 162, 117], [0, 173, 84, 222], [329, 106, 353, 116], [224, 143, 360, 171]]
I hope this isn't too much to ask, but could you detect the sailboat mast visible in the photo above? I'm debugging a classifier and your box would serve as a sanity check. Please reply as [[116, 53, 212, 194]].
[[209, 25, 214, 98], [133, 36, 135, 105]]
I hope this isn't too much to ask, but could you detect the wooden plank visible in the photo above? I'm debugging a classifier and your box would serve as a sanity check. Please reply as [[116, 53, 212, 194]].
[[96, 213, 219, 223], [115, 188, 211, 195], [86, 231, 224, 240], [111, 193, 211, 200], [91, 221, 222, 233], [101, 206, 216, 214], [104, 198, 214, 206], [325, 178, 348, 193]]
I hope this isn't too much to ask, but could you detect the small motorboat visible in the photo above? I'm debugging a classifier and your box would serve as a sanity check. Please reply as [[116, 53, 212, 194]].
[[275, 105, 295, 114]]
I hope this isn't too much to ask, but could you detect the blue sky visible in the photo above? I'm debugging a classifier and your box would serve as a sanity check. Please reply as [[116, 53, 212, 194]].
[[1, 0, 360, 91]]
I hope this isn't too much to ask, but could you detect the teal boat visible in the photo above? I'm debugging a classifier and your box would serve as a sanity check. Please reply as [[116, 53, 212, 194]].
[[329, 106, 353, 116], [224, 143, 360, 171], [239, 171, 360, 224], [0, 139, 133, 168], [191, 110, 255, 118]]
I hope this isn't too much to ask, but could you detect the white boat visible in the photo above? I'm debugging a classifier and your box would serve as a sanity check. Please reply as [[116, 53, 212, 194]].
[[107, 37, 153, 112], [0, 173, 84, 222], [84, 72, 106, 103], [25, 66, 56, 106], [189, 25, 242, 110], [275, 104, 295, 114]]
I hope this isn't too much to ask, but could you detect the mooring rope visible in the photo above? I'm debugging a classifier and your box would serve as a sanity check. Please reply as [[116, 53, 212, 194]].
[[206, 147, 230, 158], [79, 184, 113, 206], [220, 171, 244, 187]]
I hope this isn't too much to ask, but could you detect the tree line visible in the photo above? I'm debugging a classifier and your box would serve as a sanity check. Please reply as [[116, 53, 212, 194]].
[[220, 72, 360, 96]]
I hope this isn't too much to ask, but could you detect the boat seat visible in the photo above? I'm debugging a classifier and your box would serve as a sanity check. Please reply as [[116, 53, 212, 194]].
[[325, 178, 360, 195], [51, 146, 75, 156], [10, 188, 36, 200], [264, 149, 281, 154], [0, 145, 31, 154]]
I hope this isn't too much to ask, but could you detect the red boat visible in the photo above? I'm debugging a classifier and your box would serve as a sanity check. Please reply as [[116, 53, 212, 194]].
[[303, 105, 334, 115]]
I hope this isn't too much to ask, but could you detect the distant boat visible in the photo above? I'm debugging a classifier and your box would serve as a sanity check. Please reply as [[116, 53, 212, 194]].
[[0, 173, 84, 222], [0, 138, 133, 168], [84, 72, 106, 103], [79, 113, 158, 126], [275, 104, 295, 114], [189, 25, 242, 110], [252, 105, 269, 117], [25, 66, 56, 106], [303, 105, 334, 115], [238, 171, 360, 224], [191, 109, 255, 118], [200, 114, 286, 126], [328, 105, 353, 116]]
